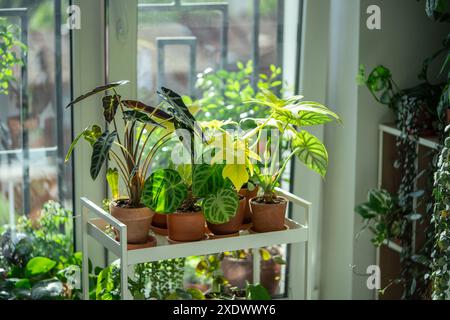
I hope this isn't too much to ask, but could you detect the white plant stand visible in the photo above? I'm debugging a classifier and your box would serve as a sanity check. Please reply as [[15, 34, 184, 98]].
[[81, 188, 312, 300]]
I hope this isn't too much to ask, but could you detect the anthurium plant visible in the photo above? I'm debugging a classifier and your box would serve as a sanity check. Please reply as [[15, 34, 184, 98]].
[[65, 81, 177, 208], [242, 89, 341, 203]]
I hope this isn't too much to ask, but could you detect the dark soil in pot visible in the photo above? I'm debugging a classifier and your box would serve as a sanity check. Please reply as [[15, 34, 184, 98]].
[[167, 210, 205, 242], [110, 200, 153, 244], [207, 196, 245, 236], [238, 186, 259, 224], [250, 196, 287, 232], [221, 255, 282, 296]]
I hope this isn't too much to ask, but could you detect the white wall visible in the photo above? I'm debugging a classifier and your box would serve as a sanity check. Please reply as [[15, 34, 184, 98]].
[[296, 0, 448, 299]]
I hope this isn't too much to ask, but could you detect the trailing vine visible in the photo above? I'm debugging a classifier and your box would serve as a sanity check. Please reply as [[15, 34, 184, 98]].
[[430, 125, 450, 299]]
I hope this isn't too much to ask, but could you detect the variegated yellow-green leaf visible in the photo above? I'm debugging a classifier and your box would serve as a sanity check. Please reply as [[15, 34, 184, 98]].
[[222, 164, 249, 191], [292, 130, 328, 177], [142, 169, 187, 214], [106, 168, 120, 200], [203, 188, 239, 224]]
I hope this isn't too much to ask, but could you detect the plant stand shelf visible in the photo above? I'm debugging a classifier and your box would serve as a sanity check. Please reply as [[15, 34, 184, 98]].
[[81, 188, 312, 300]]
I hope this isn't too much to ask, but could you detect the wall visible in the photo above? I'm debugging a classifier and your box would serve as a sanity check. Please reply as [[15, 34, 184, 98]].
[[301, 0, 449, 299]]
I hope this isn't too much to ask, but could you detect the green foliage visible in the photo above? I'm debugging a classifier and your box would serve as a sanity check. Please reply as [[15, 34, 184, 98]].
[[193, 60, 283, 122], [142, 169, 188, 214], [355, 189, 403, 247], [202, 188, 239, 224], [246, 283, 271, 300], [244, 89, 340, 202], [0, 202, 81, 300], [0, 18, 26, 95], [425, 0, 450, 22], [430, 126, 450, 300], [66, 82, 178, 207]]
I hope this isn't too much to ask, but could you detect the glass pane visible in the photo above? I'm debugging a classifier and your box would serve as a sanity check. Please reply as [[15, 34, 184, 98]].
[[136, 0, 292, 298], [0, 0, 73, 228]]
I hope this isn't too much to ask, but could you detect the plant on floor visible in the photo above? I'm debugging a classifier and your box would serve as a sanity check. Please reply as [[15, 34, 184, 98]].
[[355, 189, 403, 246], [192, 60, 283, 122], [0, 202, 82, 300], [430, 125, 450, 300]]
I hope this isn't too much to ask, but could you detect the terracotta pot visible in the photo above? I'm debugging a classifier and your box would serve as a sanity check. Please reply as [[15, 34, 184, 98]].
[[250, 197, 288, 232], [207, 197, 245, 235], [238, 187, 259, 224], [110, 202, 153, 244], [152, 213, 168, 229], [167, 211, 205, 242], [221, 256, 282, 296]]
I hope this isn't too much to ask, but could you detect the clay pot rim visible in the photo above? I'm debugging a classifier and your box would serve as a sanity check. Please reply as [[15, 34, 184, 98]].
[[110, 199, 147, 209], [249, 196, 288, 206], [171, 209, 203, 216]]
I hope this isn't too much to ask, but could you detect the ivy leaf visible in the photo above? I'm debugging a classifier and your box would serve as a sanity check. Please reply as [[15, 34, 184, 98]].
[[292, 130, 328, 177], [246, 284, 271, 300], [90, 130, 117, 180], [203, 188, 239, 224]]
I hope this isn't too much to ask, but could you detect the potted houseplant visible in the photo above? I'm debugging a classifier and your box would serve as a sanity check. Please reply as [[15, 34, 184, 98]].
[[242, 89, 341, 232], [65, 81, 174, 244]]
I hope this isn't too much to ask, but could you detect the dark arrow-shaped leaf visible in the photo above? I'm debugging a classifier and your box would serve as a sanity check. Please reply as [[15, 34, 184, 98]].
[[90, 130, 117, 180], [66, 80, 129, 108], [102, 95, 120, 123], [122, 100, 172, 120], [122, 110, 166, 128]]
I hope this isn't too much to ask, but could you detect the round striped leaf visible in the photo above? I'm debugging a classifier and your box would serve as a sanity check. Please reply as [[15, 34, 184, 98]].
[[192, 164, 225, 198], [203, 188, 239, 224], [142, 169, 187, 214], [292, 130, 328, 177]]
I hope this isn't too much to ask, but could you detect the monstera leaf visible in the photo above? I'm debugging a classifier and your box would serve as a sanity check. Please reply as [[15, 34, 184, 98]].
[[292, 130, 328, 178], [203, 188, 239, 224], [90, 130, 117, 180], [122, 100, 172, 120], [122, 110, 165, 128], [102, 95, 120, 123], [66, 80, 129, 108], [142, 169, 187, 213], [192, 164, 225, 198]]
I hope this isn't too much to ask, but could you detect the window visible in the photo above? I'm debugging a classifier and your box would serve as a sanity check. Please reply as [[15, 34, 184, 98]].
[[0, 0, 73, 227]]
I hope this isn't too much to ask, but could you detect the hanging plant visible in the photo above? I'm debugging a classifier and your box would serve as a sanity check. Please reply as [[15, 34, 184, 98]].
[[430, 125, 450, 300]]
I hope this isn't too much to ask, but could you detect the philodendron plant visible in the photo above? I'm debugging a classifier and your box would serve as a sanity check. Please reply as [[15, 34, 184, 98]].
[[243, 89, 341, 204], [65, 81, 174, 208]]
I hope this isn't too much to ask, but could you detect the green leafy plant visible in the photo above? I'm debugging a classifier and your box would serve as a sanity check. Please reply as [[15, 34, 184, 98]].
[[430, 125, 450, 300], [242, 89, 341, 203], [66, 81, 175, 207], [355, 189, 403, 246], [0, 18, 26, 95], [193, 60, 283, 122]]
